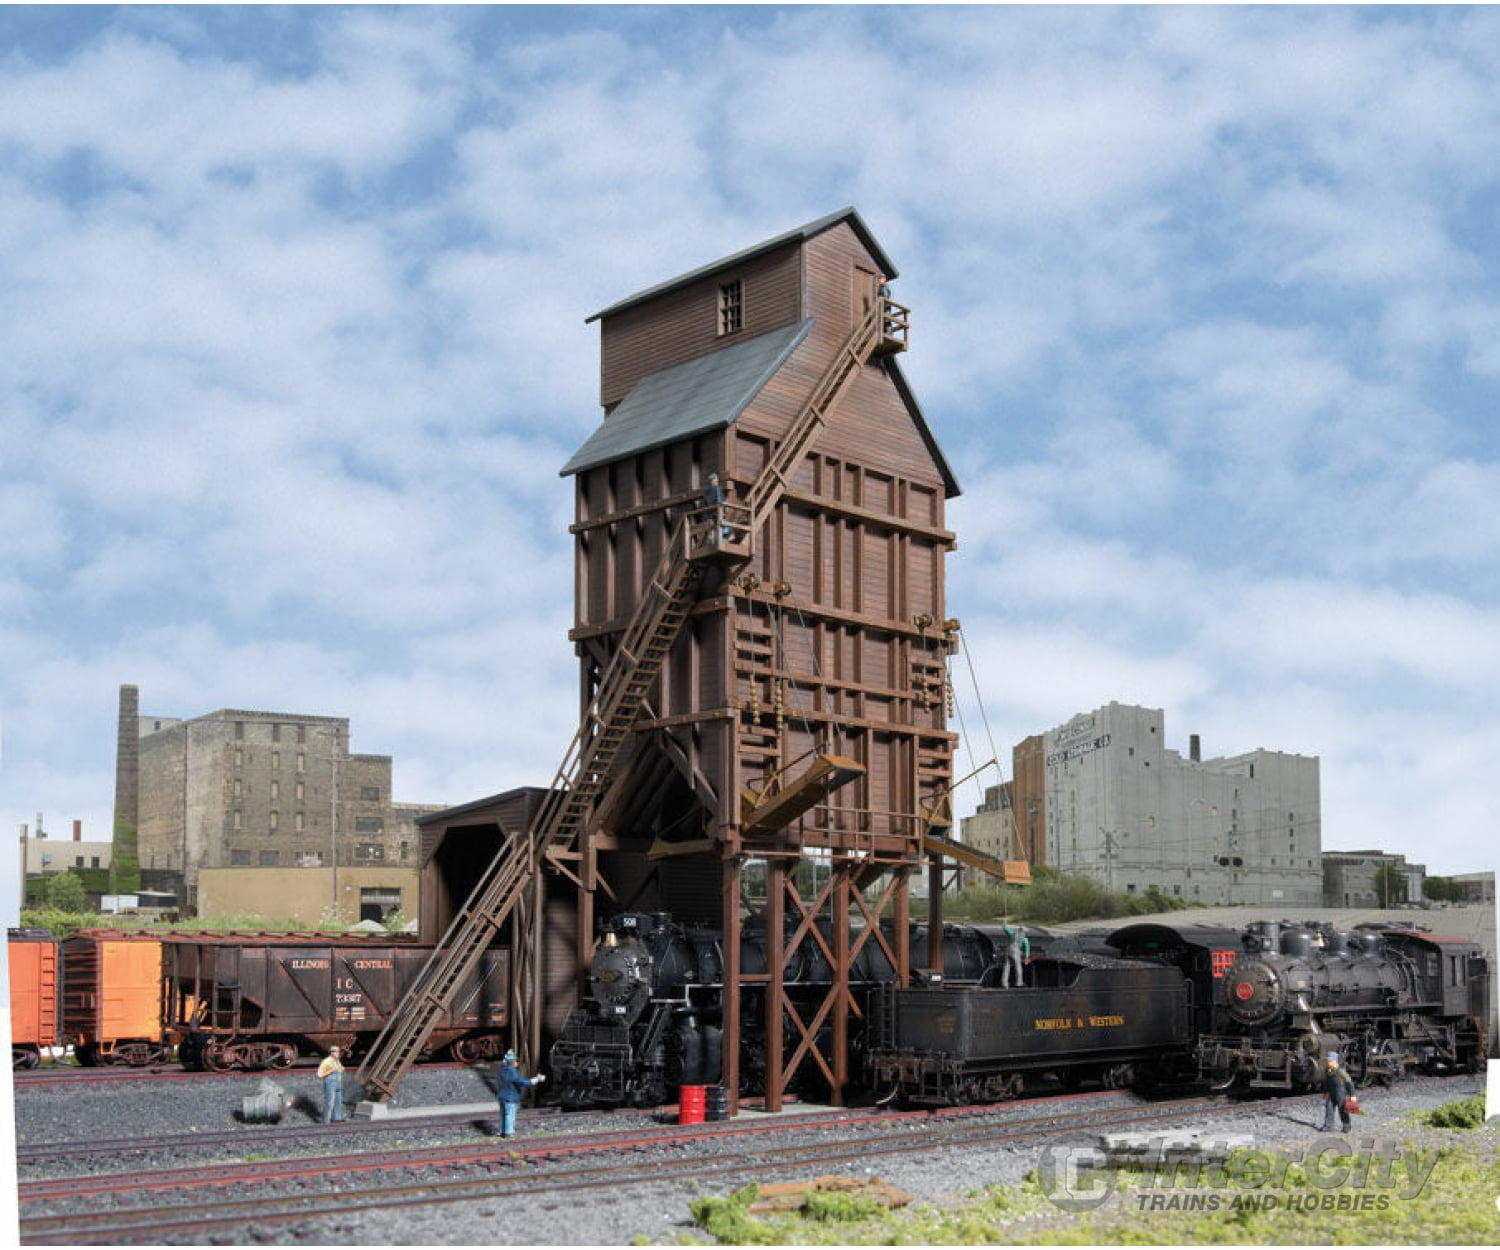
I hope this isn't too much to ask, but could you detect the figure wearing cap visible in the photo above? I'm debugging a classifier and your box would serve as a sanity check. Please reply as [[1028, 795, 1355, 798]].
[[496, 1048, 546, 1139], [1320, 1050, 1355, 1133], [317, 1045, 345, 1124]]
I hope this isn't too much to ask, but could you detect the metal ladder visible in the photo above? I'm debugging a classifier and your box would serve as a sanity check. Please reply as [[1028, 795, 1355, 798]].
[[356, 298, 900, 1102]]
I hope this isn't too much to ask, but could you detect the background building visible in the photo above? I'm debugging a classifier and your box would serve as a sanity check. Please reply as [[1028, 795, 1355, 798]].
[[1007, 701, 1323, 905], [20, 819, 113, 878], [1322, 849, 1426, 908], [957, 782, 1017, 889], [120, 684, 443, 915], [1448, 871, 1496, 905]]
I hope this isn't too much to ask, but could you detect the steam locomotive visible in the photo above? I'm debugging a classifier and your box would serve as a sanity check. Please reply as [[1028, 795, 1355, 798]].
[[547, 910, 1027, 1109], [1197, 920, 1489, 1090], [551, 912, 1490, 1109]]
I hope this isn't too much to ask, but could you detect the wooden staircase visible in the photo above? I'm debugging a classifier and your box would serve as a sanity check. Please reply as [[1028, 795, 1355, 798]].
[[356, 297, 902, 1103]]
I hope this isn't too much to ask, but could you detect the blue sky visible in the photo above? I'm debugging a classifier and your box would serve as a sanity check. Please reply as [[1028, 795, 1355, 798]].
[[3, 5, 1499, 926]]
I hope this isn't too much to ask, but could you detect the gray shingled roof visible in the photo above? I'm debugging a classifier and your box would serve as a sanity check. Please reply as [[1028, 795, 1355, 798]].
[[560, 319, 813, 477]]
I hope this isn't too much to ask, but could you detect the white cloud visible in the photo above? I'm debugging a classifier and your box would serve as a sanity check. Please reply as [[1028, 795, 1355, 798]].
[[3, 5, 1499, 900]]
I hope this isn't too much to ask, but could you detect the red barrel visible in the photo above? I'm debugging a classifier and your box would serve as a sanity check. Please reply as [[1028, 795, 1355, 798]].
[[678, 1085, 706, 1125]]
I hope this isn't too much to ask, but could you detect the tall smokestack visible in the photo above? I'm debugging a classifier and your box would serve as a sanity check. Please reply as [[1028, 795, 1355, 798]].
[[114, 684, 141, 890], [73, 820, 82, 842], [1190, 734, 1201, 763]]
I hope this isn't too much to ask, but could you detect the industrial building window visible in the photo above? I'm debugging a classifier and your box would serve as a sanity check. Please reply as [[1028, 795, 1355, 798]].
[[271, 751, 280, 770], [295, 811, 305, 831], [234, 749, 243, 767], [297, 724, 306, 744], [272, 723, 281, 743], [231, 849, 250, 866], [259, 850, 278, 866], [270, 780, 279, 800], [297, 753, 305, 772], [235, 721, 244, 740], [359, 887, 401, 923], [355, 817, 384, 833], [233, 810, 242, 830], [361, 786, 380, 802], [296, 781, 305, 801], [269, 810, 280, 830], [354, 843, 385, 862], [719, 280, 743, 334]]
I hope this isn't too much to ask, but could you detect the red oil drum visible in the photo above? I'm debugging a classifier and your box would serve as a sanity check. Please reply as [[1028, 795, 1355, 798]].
[[678, 1085, 706, 1125]]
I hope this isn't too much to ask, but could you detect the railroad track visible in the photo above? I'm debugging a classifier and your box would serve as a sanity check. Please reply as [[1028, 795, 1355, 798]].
[[11, 1058, 474, 1088], [20, 1091, 1303, 1244]]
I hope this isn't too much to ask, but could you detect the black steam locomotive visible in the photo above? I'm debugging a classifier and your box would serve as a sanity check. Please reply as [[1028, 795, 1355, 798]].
[[547, 910, 1026, 1109], [1197, 920, 1489, 1090], [550, 911, 1490, 1111]]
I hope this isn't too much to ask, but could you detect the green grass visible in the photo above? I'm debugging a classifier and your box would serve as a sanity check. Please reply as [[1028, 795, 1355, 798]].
[[666, 1129, 1500, 1245]]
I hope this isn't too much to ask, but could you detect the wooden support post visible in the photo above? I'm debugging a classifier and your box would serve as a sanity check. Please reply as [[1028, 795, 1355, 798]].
[[722, 855, 741, 1115], [895, 865, 911, 985], [927, 852, 944, 978], [765, 857, 785, 1113], [529, 862, 545, 1066], [831, 864, 850, 1106]]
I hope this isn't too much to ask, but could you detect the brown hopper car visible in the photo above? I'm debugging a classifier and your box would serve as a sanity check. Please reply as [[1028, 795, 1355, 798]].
[[162, 934, 509, 1071]]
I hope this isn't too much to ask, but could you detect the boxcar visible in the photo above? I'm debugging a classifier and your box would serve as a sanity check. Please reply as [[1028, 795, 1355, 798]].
[[162, 935, 510, 1071], [61, 930, 172, 1065], [866, 953, 1192, 1104], [8, 929, 59, 1068]]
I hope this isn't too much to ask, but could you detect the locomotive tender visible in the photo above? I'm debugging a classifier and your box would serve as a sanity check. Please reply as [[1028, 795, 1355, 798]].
[[865, 952, 1192, 1104]]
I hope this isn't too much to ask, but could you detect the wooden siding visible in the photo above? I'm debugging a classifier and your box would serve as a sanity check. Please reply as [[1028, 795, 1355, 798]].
[[577, 214, 955, 862], [598, 243, 803, 410]]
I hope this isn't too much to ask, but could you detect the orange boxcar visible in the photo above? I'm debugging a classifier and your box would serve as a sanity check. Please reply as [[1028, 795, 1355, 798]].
[[61, 931, 171, 1066], [8, 929, 59, 1068]]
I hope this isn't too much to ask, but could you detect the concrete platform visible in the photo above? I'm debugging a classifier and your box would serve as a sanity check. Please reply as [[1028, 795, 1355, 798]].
[[354, 1098, 495, 1121], [352, 1096, 846, 1123]]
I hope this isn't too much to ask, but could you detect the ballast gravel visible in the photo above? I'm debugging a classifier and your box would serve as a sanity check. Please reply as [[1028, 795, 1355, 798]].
[[11, 1063, 1488, 1245]]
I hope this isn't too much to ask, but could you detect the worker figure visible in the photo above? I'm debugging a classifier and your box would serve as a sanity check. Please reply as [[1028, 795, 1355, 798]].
[[1000, 922, 1030, 988], [1320, 1051, 1355, 1133], [702, 472, 732, 542], [317, 1045, 345, 1124], [496, 1049, 546, 1139]]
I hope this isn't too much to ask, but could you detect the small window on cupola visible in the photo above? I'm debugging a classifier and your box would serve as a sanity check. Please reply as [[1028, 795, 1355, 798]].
[[719, 279, 743, 334]]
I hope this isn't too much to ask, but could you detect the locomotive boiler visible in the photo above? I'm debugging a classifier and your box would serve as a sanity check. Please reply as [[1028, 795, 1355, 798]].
[[1198, 921, 1489, 1090]]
